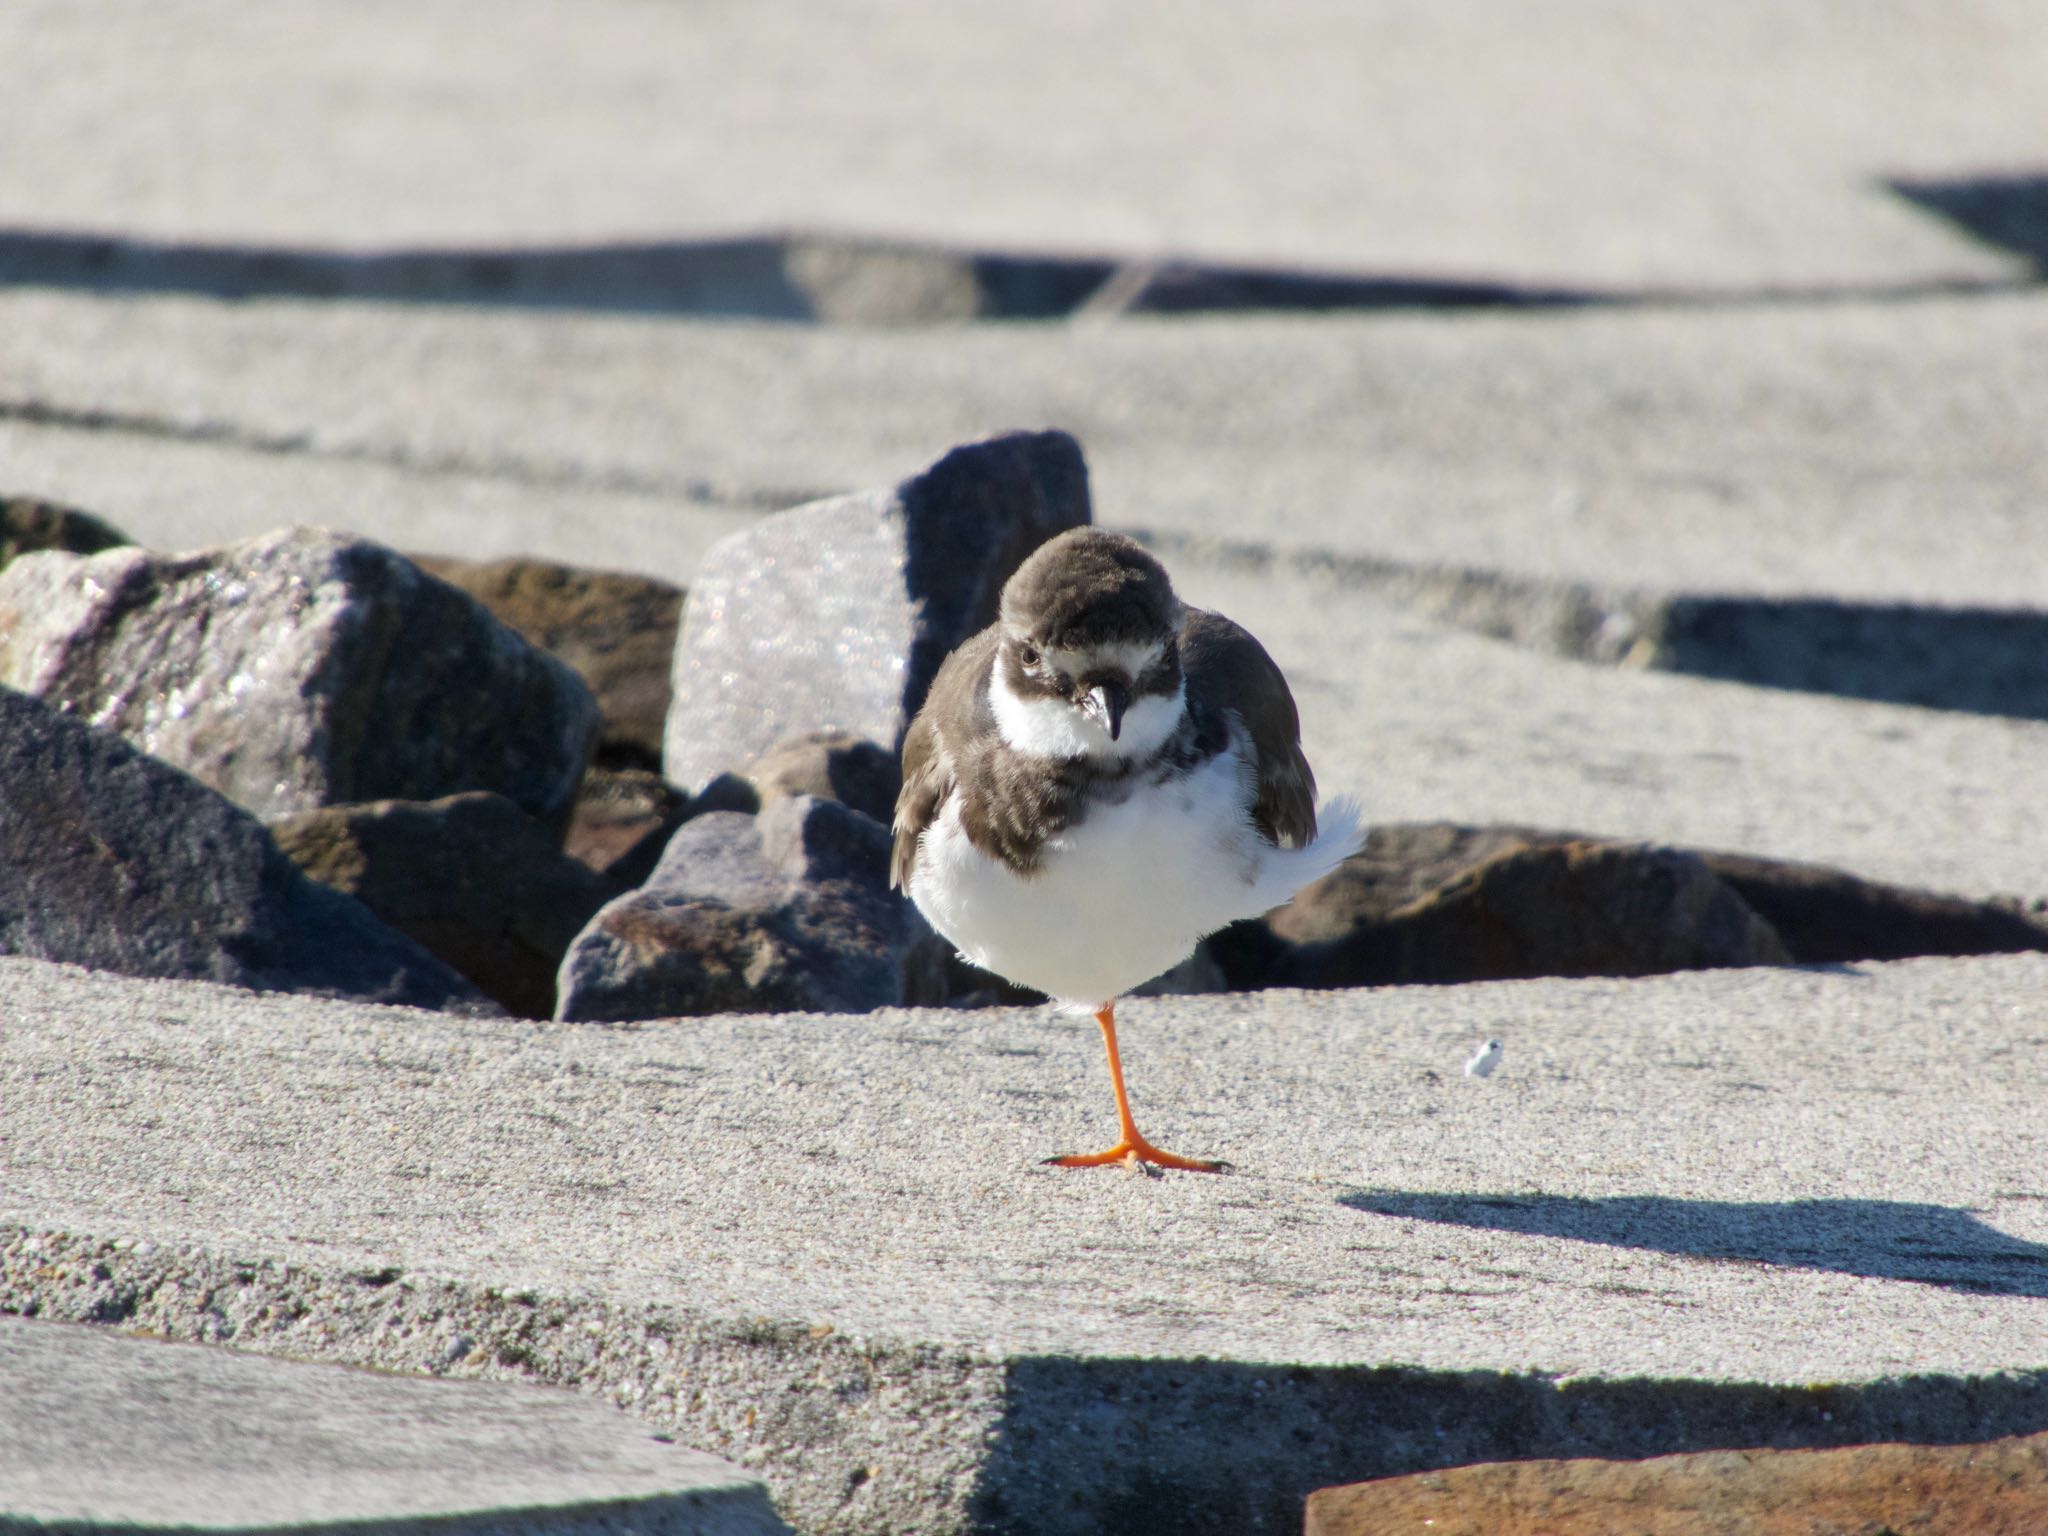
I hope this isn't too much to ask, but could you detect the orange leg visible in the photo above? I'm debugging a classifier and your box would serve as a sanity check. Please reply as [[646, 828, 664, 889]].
[[1045, 1002, 1228, 1173]]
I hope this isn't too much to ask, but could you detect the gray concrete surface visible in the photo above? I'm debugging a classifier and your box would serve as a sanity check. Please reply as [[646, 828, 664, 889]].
[[10, 359, 2047, 902], [2, 953, 2045, 1534], [0, 1314, 787, 1534], [8, 298, 2048, 905], [0, 408, 761, 591], [1178, 558, 2048, 903], [4, 6, 2045, 1532], [3, 287, 2045, 607], [1, 1, 2042, 295], [0, 1318, 782, 1531]]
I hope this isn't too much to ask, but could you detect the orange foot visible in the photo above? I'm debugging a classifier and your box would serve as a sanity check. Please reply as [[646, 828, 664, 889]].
[[1044, 1002, 1231, 1173], [1045, 1139, 1229, 1174]]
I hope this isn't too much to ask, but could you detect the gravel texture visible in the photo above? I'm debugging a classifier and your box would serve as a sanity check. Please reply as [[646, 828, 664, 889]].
[[4, 953, 2044, 1532]]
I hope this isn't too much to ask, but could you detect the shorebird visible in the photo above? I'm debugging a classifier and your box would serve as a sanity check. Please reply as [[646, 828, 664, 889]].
[[891, 528, 1360, 1171]]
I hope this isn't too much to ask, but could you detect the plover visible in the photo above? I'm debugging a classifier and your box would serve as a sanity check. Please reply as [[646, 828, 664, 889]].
[[891, 528, 1361, 1171]]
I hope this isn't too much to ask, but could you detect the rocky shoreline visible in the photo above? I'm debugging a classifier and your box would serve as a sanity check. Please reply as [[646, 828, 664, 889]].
[[4, 436, 2042, 1031]]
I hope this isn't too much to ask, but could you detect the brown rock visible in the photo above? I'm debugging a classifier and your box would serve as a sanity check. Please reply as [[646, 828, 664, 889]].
[[271, 792, 622, 1018], [563, 767, 692, 886], [1, 494, 130, 568], [1699, 849, 2048, 963], [1244, 834, 1789, 989], [411, 555, 682, 771], [1218, 821, 2048, 990], [1269, 822, 1562, 944], [1305, 1429, 2048, 1536]]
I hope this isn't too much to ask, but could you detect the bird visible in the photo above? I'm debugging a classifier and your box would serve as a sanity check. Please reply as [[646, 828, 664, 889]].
[[891, 527, 1362, 1172], [1464, 1039, 1504, 1078]]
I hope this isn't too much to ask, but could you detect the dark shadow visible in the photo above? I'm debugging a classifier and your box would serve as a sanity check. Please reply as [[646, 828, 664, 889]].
[[0, 227, 1594, 320], [1891, 173, 2048, 273], [1081, 260, 1593, 315], [968, 1355, 2048, 1536], [1132, 532, 2048, 722], [1341, 1191, 2048, 1297], [0, 229, 825, 317], [1648, 595, 2048, 721]]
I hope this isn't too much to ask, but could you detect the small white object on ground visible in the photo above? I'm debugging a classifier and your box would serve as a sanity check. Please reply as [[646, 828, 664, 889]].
[[1465, 1039, 1504, 1078]]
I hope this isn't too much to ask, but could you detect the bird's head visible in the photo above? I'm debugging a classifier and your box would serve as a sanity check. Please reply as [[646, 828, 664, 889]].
[[990, 529, 1187, 762]]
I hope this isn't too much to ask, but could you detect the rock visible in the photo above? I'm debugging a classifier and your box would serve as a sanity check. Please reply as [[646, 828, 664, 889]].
[[1228, 833, 1790, 989], [1304, 1428, 2048, 1536], [1697, 849, 2048, 963], [561, 769, 766, 890], [1130, 945, 1231, 998], [1219, 822, 2048, 990], [410, 555, 683, 771], [563, 767, 693, 886], [691, 772, 766, 817], [0, 528, 600, 829], [1270, 823, 1567, 939], [663, 430, 1090, 792], [1396, 840, 1793, 981], [0, 686, 490, 1011], [555, 796, 947, 1021], [1, 494, 131, 568], [743, 728, 902, 823], [271, 792, 623, 1019]]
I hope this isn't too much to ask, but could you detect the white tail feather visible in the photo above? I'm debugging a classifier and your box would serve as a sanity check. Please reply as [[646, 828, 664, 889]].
[[1253, 793, 1366, 910]]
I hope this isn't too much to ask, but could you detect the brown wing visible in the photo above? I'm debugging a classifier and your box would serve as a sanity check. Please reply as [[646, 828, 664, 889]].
[[1179, 607, 1318, 848], [890, 627, 998, 889]]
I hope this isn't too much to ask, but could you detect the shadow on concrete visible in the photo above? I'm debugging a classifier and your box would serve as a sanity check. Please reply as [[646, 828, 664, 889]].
[[1140, 532, 2048, 722], [1641, 595, 2048, 722], [1341, 1191, 2048, 1297], [1892, 172, 2048, 275], [0, 227, 1591, 321], [968, 1353, 2048, 1536]]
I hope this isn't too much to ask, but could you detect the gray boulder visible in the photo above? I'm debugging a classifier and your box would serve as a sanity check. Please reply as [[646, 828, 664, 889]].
[[663, 430, 1090, 792], [556, 795, 946, 1021], [742, 728, 902, 824], [0, 686, 491, 1011], [0, 528, 600, 828]]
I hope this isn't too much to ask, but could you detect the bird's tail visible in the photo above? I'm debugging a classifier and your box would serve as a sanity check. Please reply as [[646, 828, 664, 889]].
[[1255, 793, 1365, 909]]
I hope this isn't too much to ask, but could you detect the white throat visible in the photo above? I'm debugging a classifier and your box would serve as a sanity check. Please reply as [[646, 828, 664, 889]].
[[990, 671, 1186, 762]]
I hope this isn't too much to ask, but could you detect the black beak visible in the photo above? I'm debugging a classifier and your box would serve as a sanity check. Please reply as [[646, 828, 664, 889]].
[[1083, 678, 1131, 741]]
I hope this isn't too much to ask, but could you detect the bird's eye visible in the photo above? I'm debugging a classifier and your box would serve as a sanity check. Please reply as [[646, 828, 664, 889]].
[[1018, 643, 1040, 668]]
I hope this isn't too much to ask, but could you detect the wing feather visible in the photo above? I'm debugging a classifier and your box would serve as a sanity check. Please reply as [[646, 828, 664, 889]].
[[890, 628, 998, 888], [1179, 608, 1319, 848]]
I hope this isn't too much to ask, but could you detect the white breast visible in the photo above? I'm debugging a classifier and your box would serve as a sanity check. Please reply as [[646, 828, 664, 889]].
[[908, 736, 1364, 1009]]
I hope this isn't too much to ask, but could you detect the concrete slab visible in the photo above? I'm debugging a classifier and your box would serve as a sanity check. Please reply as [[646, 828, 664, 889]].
[[2, 287, 2044, 608], [2, 954, 2045, 1534], [0, 1313, 787, 1533], [8, 339, 2046, 902], [0, 413, 759, 592], [1169, 559, 2048, 904], [0, 1, 2041, 295]]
